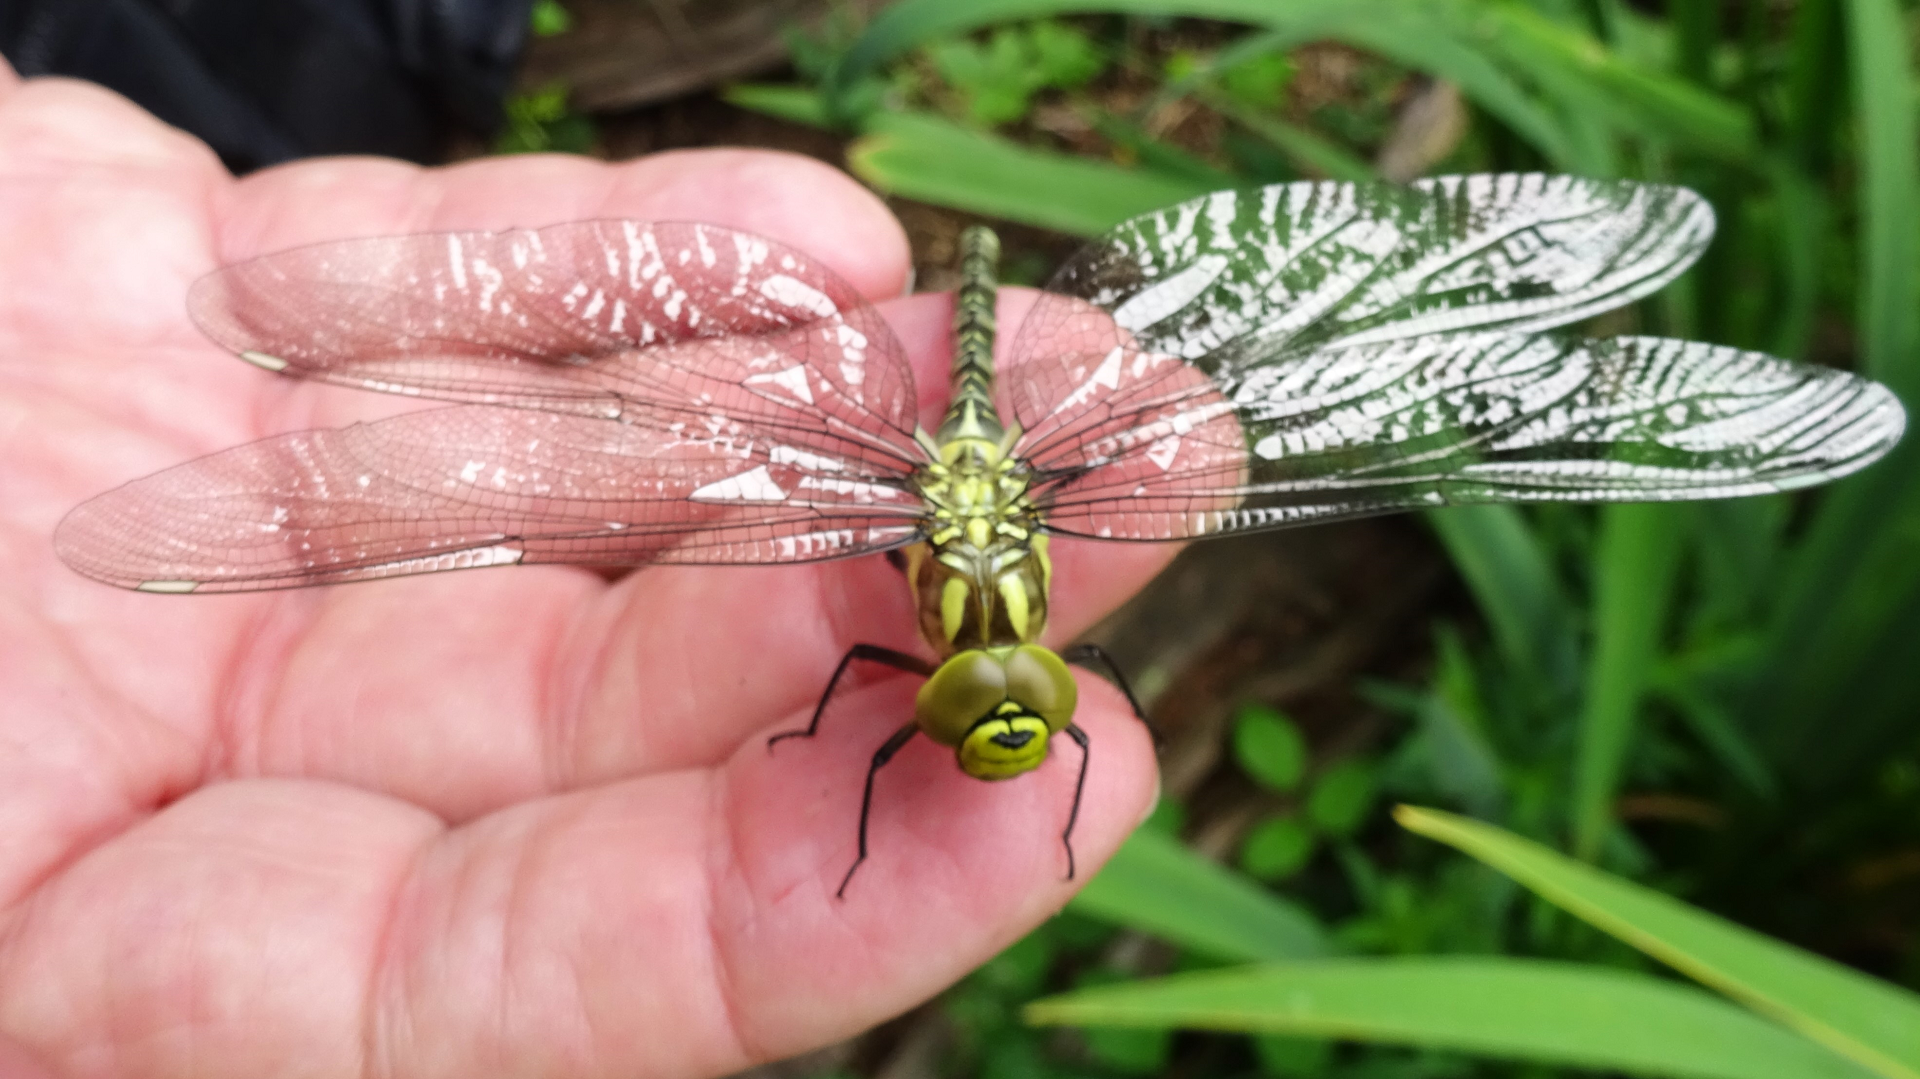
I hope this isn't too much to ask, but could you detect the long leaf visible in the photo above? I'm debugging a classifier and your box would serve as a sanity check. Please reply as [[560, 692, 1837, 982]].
[[1472, 3, 1758, 162], [1398, 807, 1920, 1079], [1025, 958, 1879, 1079], [1572, 502, 1685, 859], [1841, 0, 1920, 399], [1426, 505, 1579, 698], [847, 112, 1215, 236], [1068, 827, 1332, 962]]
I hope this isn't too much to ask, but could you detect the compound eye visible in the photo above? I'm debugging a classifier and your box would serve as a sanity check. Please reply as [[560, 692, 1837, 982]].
[[914, 650, 1007, 747], [1003, 645, 1077, 732]]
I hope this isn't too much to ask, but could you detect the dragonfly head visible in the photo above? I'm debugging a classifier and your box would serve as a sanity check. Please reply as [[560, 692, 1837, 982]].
[[915, 645, 1078, 780]]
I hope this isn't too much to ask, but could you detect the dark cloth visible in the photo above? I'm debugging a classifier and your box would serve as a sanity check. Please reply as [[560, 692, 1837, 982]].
[[0, 0, 533, 171]]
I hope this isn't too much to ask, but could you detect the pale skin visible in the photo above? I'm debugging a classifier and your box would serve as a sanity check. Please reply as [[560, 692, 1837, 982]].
[[0, 63, 1167, 1079]]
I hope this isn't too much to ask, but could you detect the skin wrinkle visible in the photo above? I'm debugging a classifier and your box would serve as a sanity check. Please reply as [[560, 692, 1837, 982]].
[[365, 829, 441, 1079], [539, 571, 606, 795], [0, 633, 182, 908], [701, 767, 759, 1073]]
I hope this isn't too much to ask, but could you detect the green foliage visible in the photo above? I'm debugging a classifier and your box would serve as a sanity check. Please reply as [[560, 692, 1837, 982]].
[[1402, 808, 1920, 1079], [493, 84, 595, 155], [529, 0, 571, 37], [1068, 826, 1331, 963], [1217, 51, 1297, 109], [924, 21, 1104, 126], [736, 1, 1920, 1076], [1307, 760, 1380, 838], [1240, 815, 1316, 881], [1233, 704, 1309, 792], [1029, 955, 1885, 1079]]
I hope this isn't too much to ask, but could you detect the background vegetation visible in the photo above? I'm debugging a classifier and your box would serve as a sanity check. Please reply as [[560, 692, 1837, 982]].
[[523, 2, 1920, 1076]]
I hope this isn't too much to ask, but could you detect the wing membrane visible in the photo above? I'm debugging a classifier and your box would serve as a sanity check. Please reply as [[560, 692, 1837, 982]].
[[1024, 333, 1905, 541], [1007, 175, 1714, 446], [189, 221, 924, 472], [56, 405, 925, 592]]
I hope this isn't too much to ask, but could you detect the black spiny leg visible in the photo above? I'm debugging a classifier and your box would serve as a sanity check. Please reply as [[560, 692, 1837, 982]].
[[1060, 642, 1160, 743], [1060, 724, 1091, 880], [768, 643, 933, 750], [839, 723, 919, 898]]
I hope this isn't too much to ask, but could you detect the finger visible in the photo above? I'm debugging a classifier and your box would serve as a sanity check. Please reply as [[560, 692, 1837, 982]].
[[0, 682, 1154, 1079]]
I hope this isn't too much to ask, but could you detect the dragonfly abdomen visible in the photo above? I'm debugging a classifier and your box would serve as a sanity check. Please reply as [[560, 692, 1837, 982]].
[[937, 226, 1006, 447]]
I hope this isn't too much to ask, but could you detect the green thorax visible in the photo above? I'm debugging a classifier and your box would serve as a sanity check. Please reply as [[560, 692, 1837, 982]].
[[906, 226, 1051, 660]]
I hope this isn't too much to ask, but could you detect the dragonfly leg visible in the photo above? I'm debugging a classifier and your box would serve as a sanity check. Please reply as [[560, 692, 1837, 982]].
[[1059, 723, 1091, 881], [768, 644, 933, 750], [1060, 642, 1160, 743], [838, 722, 919, 898]]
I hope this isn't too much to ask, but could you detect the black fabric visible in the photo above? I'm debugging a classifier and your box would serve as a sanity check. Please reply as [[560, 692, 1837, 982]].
[[0, 0, 533, 171]]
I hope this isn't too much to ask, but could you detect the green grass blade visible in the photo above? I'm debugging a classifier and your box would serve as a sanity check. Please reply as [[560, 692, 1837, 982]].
[[1068, 827, 1332, 962], [1025, 958, 1879, 1079], [1572, 502, 1685, 859], [1843, 0, 1920, 398], [1481, 4, 1757, 161], [848, 112, 1216, 236], [1785, 0, 1845, 172], [1426, 505, 1579, 698], [1398, 806, 1920, 1079], [722, 84, 832, 129], [1210, 97, 1376, 182]]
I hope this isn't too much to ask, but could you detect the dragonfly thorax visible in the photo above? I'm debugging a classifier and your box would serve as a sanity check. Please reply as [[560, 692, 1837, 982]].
[[906, 440, 1051, 656]]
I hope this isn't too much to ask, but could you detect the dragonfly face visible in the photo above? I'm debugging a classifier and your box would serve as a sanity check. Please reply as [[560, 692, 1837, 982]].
[[56, 175, 1907, 895]]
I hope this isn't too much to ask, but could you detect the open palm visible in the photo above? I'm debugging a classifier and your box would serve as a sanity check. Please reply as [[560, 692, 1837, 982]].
[[0, 68, 1159, 1079]]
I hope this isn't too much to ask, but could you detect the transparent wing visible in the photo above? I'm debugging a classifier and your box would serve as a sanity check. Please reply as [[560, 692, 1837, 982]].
[[1006, 174, 1714, 449], [56, 405, 927, 592], [1017, 330, 1905, 542], [189, 220, 924, 473]]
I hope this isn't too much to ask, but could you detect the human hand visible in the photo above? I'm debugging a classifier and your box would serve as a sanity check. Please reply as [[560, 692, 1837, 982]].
[[0, 66, 1162, 1078]]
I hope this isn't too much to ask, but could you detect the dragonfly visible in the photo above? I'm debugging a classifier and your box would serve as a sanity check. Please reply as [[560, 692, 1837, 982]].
[[56, 174, 1906, 896]]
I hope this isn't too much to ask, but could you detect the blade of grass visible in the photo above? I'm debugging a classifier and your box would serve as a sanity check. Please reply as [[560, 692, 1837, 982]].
[[1426, 505, 1580, 699], [1209, 96, 1376, 182], [1068, 826, 1332, 962], [1785, 0, 1845, 173], [1572, 502, 1686, 860], [1399, 806, 1920, 1079], [1764, 162, 1828, 358], [848, 112, 1215, 236], [1025, 958, 1880, 1079], [1471, 3, 1758, 163], [1087, 113, 1243, 187], [1842, 0, 1920, 398], [722, 84, 832, 128]]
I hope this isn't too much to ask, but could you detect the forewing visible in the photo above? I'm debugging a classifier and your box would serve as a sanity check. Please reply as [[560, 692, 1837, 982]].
[[1026, 332, 1905, 541], [189, 220, 924, 472], [1007, 174, 1713, 442], [56, 405, 926, 592]]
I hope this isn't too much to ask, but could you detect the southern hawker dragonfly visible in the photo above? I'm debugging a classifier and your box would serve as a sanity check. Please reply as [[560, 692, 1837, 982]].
[[55, 175, 1906, 895]]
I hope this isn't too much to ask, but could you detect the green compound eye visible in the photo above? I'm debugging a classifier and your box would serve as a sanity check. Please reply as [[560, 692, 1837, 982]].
[[914, 650, 1007, 747], [1003, 644, 1076, 732]]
